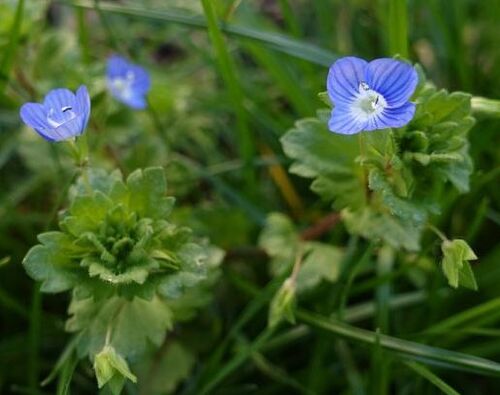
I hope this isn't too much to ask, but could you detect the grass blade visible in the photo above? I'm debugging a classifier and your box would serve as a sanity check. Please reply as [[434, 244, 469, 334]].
[[201, 0, 255, 196], [28, 284, 42, 392], [297, 309, 500, 377], [424, 298, 500, 335], [405, 361, 461, 395], [62, 0, 337, 66], [198, 272, 286, 386], [56, 352, 78, 395], [0, 0, 25, 93], [197, 328, 275, 395], [387, 0, 409, 58]]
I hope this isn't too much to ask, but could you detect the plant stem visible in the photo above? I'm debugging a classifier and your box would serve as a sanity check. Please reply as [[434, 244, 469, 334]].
[[427, 224, 448, 242], [357, 133, 370, 202], [471, 96, 500, 118], [289, 245, 304, 284]]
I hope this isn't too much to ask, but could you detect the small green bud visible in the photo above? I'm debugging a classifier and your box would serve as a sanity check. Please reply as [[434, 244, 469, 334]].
[[441, 239, 478, 290], [317, 91, 333, 107], [268, 278, 296, 328], [93, 345, 137, 389]]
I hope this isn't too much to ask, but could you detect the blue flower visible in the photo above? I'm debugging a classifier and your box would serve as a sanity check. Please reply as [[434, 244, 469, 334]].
[[20, 86, 91, 142], [106, 55, 150, 110], [326, 57, 418, 135]]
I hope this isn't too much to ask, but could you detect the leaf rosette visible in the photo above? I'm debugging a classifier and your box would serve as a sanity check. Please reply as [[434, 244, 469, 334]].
[[23, 167, 223, 387]]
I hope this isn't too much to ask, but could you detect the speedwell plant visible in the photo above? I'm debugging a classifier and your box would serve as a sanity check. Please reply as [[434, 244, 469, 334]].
[[268, 57, 478, 326], [21, 76, 222, 394]]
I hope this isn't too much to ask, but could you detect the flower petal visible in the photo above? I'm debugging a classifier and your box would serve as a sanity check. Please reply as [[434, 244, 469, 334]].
[[53, 115, 85, 141], [376, 102, 416, 129], [130, 65, 150, 94], [364, 114, 389, 131], [20, 103, 56, 141], [328, 106, 367, 135], [20, 103, 47, 129], [43, 88, 76, 111], [366, 58, 418, 107], [327, 57, 368, 106], [75, 85, 91, 132], [122, 94, 147, 110], [107, 55, 130, 78]]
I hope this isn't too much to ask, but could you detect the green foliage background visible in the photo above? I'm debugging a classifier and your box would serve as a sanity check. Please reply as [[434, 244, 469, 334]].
[[0, 0, 499, 394]]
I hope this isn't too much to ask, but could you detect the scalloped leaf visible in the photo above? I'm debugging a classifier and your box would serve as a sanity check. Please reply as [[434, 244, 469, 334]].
[[67, 295, 173, 359], [259, 213, 344, 290], [127, 167, 175, 220], [281, 110, 365, 210]]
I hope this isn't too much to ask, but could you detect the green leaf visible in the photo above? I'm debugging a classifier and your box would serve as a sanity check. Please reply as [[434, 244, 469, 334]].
[[342, 208, 422, 252], [280, 110, 365, 210], [67, 295, 173, 359], [259, 213, 299, 275], [127, 167, 175, 220], [407, 88, 475, 194], [297, 242, 342, 291], [157, 242, 221, 298], [268, 278, 296, 328], [62, 192, 114, 236], [23, 244, 76, 293], [260, 213, 343, 290], [70, 168, 123, 198], [137, 341, 195, 394], [368, 168, 427, 224], [414, 90, 471, 126], [84, 257, 152, 285], [441, 239, 478, 290]]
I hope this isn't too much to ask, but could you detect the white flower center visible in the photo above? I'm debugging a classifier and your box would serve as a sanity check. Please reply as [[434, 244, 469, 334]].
[[109, 71, 135, 100], [46, 106, 77, 128], [350, 81, 387, 121]]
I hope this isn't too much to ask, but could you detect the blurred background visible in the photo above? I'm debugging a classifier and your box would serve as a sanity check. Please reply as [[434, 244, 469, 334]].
[[0, 0, 499, 394]]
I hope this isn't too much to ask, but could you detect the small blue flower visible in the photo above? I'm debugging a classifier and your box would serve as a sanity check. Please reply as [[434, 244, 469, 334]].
[[326, 57, 418, 135], [106, 55, 150, 110], [20, 86, 91, 142]]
